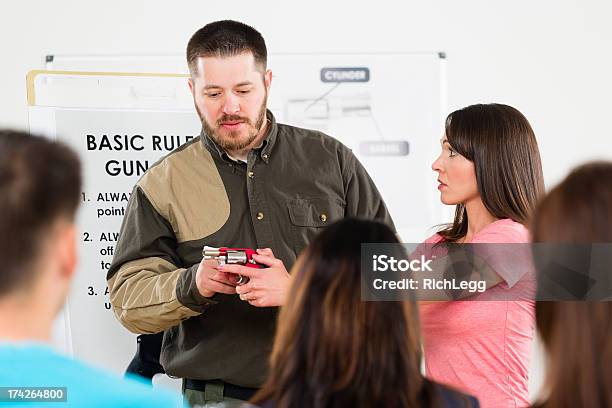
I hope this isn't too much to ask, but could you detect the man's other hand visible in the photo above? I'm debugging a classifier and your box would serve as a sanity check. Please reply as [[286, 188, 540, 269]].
[[195, 259, 238, 298]]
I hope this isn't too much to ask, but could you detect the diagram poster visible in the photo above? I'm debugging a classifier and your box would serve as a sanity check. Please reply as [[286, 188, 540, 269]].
[[269, 53, 446, 240]]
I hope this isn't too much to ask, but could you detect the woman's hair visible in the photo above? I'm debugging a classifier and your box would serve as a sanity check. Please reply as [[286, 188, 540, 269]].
[[251, 218, 445, 408], [531, 162, 612, 408], [438, 103, 544, 242]]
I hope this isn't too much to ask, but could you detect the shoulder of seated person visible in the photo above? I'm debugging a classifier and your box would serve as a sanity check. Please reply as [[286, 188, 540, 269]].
[[439, 387, 479, 407], [55, 356, 183, 406]]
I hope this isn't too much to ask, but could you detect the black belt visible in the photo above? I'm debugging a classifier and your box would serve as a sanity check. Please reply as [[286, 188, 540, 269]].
[[184, 379, 258, 401]]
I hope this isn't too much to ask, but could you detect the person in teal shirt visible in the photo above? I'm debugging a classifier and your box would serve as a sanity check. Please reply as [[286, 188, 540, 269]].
[[0, 343, 185, 407], [0, 130, 186, 408]]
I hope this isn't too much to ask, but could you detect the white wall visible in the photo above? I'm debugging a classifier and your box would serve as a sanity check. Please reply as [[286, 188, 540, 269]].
[[2, 0, 610, 400], [2, 0, 611, 187]]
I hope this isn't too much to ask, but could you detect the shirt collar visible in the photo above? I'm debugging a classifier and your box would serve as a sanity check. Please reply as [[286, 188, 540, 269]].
[[200, 109, 278, 165]]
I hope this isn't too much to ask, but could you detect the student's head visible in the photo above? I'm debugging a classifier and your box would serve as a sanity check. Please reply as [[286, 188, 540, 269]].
[[432, 103, 544, 240], [531, 162, 612, 408], [0, 130, 81, 318], [186, 20, 271, 152], [253, 218, 432, 408]]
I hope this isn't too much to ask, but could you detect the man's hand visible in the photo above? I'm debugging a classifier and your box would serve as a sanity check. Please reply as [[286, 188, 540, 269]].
[[195, 259, 238, 298], [218, 248, 291, 307]]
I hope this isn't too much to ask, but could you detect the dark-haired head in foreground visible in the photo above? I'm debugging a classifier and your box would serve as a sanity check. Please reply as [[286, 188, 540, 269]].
[[0, 129, 81, 332], [0, 130, 186, 407], [251, 218, 478, 408], [531, 161, 612, 408]]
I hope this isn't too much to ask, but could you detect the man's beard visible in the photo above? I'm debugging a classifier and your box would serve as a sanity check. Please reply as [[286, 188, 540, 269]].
[[197, 94, 268, 152]]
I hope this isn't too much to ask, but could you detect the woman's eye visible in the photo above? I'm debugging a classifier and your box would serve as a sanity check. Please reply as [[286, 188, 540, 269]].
[[448, 148, 456, 157]]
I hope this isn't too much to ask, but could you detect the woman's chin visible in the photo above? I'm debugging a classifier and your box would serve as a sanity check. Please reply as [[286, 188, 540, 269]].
[[440, 195, 456, 206]]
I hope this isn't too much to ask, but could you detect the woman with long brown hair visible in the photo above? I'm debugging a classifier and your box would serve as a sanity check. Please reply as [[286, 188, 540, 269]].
[[531, 162, 612, 407], [420, 104, 544, 407], [251, 218, 478, 408]]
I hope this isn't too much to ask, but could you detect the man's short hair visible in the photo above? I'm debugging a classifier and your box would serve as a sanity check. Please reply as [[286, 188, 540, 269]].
[[186, 20, 267, 75], [0, 130, 81, 296]]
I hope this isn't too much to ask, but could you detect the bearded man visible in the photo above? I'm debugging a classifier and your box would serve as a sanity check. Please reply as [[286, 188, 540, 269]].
[[108, 20, 394, 407]]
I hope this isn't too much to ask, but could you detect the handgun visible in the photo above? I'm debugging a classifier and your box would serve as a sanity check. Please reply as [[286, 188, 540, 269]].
[[202, 246, 263, 285]]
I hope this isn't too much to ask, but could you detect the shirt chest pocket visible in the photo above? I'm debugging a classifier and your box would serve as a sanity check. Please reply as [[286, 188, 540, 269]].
[[286, 197, 346, 255]]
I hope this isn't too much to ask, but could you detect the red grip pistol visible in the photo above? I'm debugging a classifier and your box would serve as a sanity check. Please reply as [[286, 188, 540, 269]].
[[202, 246, 263, 285]]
